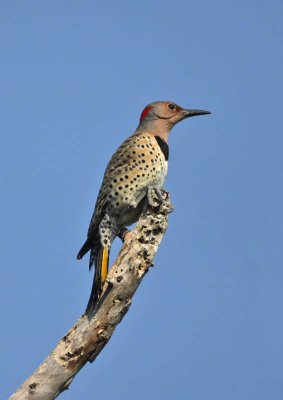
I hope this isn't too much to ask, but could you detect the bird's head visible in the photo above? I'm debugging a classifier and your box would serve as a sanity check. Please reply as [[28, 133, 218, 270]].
[[138, 101, 210, 139]]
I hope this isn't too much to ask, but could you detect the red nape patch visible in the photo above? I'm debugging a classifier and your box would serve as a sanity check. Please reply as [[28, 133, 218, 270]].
[[140, 105, 153, 123]]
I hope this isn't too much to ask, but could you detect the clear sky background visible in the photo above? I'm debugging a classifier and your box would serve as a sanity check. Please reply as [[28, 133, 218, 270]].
[[1, 1, 282, 399]]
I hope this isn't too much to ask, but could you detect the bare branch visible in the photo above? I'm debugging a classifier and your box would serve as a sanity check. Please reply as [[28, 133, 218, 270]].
[[10, 192, 172, 400]]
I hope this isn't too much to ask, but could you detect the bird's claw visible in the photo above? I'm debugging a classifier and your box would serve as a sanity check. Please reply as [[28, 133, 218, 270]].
[[117, 227, 130, 242], [147, 187, 166, 207]]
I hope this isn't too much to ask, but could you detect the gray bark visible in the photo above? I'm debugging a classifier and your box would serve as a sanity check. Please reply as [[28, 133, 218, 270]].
[[10, 192, 172, 400]]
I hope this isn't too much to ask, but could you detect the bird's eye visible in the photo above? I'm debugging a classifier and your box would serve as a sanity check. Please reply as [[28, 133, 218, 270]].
[[168, 104, 175, 110]]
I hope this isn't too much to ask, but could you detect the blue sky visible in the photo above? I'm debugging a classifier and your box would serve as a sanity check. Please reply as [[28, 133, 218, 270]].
[[1, 1, 282, 399]]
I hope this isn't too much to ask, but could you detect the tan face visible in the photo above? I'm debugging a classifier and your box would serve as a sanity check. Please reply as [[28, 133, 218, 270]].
[[139, 101, 210, 127], [152, 101, 183, 120]]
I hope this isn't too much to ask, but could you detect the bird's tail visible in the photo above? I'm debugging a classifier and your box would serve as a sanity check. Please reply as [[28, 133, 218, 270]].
[[77, 237, 92, 261], [85, 243, 109, 314]]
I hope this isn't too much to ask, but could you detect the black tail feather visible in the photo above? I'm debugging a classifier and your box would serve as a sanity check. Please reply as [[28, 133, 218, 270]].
[[77, 238, 92, 260], [86, 243, 108, 314]]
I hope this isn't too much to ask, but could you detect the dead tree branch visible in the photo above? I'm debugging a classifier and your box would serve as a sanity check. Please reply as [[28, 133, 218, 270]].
[[10, 191, 172, 400]]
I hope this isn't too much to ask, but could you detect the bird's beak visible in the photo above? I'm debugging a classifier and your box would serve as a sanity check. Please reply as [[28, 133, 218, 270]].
[[182, 109, 211, 118]]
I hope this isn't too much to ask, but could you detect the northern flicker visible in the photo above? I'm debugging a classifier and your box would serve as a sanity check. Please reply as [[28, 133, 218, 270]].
[[77, 101, 210, 312]]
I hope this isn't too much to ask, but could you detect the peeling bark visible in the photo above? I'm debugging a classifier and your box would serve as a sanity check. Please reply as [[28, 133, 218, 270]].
[[10, 192, 172, 400]]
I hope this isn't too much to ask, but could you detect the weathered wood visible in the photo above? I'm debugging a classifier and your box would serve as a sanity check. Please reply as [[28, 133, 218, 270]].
[[10, 192, 172, 400]]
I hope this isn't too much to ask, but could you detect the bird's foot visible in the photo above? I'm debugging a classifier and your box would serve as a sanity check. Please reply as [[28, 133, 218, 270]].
[[117, 227, 130, 242], [147, 187, 167, 207]]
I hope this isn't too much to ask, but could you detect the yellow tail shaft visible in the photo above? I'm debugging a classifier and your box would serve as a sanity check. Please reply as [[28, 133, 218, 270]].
[[101, 247, 109, 285]]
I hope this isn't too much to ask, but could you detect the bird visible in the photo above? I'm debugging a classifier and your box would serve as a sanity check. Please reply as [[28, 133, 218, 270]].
[[77, 101, 210, 313]]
